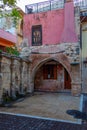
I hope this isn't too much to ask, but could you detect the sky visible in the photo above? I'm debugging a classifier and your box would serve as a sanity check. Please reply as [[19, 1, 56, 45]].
[[17, 0, 45, 11]]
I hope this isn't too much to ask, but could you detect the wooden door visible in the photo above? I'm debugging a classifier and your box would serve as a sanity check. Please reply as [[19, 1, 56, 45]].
[[64, 69, 71, 89]]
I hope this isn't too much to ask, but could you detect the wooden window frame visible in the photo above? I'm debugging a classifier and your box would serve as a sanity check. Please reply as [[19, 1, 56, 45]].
[[43, 64, 57, 79], [32, 25, 42, 46]]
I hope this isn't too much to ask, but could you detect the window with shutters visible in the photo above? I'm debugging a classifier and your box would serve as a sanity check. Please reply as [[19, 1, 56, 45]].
[[32, 25, 42, 46], [43, 65, 57, 79]]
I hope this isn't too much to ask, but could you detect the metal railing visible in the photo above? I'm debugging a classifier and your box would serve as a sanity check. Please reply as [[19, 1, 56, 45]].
[[25, 0, 87, 15], [74, 0, 87, 10], [80, 11, 87, 16], [74, 0, 87, 17], [25, 0, 65, 14]]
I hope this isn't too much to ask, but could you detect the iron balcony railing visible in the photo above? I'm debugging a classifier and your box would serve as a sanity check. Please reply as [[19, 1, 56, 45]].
[[25, 0, 65, 14], [74, 0, 87, 17], [25, 0, 87, 14], [74, 0, 87, 10], [80, 11, 87, 17]]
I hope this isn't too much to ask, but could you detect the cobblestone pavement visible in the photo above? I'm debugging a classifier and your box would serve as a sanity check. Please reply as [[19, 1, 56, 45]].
[[0, 92, 80, 122], [0, 113, 87, 130]]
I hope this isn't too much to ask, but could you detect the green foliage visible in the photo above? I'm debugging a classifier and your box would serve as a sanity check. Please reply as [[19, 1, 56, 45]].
[[0, 49, 2, 53], [0, 0, 21, 27], [11, 8, 21, 18], [11, 8, 22, 26], [6, 46, 19, 56], [3, 0, 17, 6]]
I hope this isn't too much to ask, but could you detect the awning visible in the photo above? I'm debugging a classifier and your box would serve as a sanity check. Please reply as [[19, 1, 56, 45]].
[[0, 38, 15, 47]]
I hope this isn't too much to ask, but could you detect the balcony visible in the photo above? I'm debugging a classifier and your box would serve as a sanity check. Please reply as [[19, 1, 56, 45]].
[[80, 11, 87, 17], [74, 0, 87, 18], [25, 0, 87, 15], [25, 0, 65, 14], [74, 0, 87, 11]]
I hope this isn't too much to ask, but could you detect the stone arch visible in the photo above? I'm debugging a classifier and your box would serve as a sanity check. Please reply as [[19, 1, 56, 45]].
[[29, 53, 72, 92], [32, 54, 71, 79]]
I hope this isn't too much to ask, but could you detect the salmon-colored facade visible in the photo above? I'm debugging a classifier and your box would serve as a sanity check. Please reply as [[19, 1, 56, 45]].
[[23, 9, 64, 46]]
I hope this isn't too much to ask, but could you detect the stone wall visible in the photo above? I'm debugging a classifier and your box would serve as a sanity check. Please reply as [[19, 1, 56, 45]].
[[34, 64, 64, 92], [0, 52, 30, 101], [18, 40, 81, 96], [28, 48, 81, 95], [82, 22, 87, 93]]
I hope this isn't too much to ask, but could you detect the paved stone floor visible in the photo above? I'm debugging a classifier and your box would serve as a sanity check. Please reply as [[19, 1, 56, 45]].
[[0, 92, 80, 122], [0, 113, 87, 130]]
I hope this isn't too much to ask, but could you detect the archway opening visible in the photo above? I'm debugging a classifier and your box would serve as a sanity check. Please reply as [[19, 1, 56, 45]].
[[34, 60, 71, 92]]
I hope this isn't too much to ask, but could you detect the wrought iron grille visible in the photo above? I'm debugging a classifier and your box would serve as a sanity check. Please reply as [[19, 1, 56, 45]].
[[74, 0, 87, 9], [25, 0, 65, 14], [80, 11, 87, 16]]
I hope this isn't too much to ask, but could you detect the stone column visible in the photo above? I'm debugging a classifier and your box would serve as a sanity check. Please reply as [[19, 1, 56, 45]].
[[28, 63, 34, 93], [26, 62, 30, 93], [71, 82, 81, 96], [20, 58, 23, 93], [71, 64, 81, 96], [10, 57, 14, 97]]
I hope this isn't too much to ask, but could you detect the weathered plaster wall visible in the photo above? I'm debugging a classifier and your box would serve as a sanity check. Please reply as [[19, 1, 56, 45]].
[[23, 9, 64, 46], [23, 3, 79, 46]]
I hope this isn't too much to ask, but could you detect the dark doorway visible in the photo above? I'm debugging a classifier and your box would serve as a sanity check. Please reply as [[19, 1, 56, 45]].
[[43, 64, 57, 79], [64, 69, 71, 89]]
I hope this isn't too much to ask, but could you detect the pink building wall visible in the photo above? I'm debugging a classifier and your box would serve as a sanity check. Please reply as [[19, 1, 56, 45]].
[[23, 9, 64, 46], [61, 2, 78, 42]]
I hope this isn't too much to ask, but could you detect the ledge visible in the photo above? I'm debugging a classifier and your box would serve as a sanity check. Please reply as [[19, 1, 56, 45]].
[[70, 62, 80, 65]]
